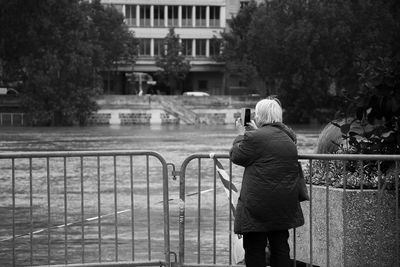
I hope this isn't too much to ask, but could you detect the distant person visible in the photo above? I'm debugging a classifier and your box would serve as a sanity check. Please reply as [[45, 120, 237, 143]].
[[230, 97, 304, 267]]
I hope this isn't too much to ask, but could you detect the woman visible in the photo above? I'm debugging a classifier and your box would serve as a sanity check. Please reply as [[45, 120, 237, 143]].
[[230, 97, 304, 267]]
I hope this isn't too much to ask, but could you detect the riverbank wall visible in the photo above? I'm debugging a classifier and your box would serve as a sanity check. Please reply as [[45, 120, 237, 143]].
[[88, 95, 260, 125], [0, 95, 260, 126]]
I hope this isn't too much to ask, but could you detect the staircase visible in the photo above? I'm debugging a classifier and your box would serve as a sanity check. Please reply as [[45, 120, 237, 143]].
[[158, 96, 199, 125]]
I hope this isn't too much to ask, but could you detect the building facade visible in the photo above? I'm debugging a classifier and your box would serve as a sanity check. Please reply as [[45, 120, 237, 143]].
[[100, 0, 255, 95]]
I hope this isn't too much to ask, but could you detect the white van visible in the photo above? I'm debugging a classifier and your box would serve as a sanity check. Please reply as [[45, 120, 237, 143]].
[[183, 91, 210, 96], [0, 87, 19, 95]]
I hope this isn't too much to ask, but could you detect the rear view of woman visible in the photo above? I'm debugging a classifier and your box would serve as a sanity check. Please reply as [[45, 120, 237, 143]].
[[230, 97, 304, 267]]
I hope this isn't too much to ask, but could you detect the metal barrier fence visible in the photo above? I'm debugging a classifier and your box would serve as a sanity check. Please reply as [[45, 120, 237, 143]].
[[0, 150, 171, 267], [178, 154, 237, 267], [178, 153, 400, 267], [1, 151, 400, 267]]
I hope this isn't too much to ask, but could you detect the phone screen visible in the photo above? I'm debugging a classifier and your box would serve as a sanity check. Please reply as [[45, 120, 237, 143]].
[[241, 108, 251, 126]]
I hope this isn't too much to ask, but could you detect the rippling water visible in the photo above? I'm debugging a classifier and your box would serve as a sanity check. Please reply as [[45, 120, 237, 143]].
[[0, 124, 322, 266], [0, 124, 321, 161]]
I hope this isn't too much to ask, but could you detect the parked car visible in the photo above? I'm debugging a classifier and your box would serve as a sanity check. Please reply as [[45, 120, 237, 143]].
[[183, 91, 210, 96], [0, 87, 19, 95]]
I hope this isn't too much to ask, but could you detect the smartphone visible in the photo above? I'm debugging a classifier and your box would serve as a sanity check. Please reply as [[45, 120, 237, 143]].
[[241, 108, 251, 126]]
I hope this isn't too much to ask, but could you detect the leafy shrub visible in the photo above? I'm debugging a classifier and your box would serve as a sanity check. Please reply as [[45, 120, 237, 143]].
[[304, 158, 398, 190], [309, 54, 399, 189]]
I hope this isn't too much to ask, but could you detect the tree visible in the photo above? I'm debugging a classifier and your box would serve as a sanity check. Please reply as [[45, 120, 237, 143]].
[[243, 0, 355, 122], [155, 28, 191, 95], [221, 1, 261, 94], [0, 0, 137, 125], [222, 0, 400, 124], [84, 0, 138, 93]]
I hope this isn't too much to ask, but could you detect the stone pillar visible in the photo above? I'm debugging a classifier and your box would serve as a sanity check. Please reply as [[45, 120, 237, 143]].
[[220, 6, 226, 28], [178, 5, 182, 27], [150, 39, 154, 57], [164, 5, 168, 27], [122, 4, 126, 17], [206, 6, 210, 27], [150, 5, 154, 27], [192, 39, 196, 57], [206, 39, 210, 57], [192, 6, 196, 27], [136, 5, 140, 26]]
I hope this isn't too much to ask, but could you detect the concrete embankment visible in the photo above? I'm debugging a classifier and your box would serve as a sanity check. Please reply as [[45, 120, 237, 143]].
[[89, 95, 260, 125], [0, 95, 261, 126]]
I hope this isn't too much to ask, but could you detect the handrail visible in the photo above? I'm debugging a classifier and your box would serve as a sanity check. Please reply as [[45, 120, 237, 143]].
[[298, 153, 400, 160], [179, 153, 400, 163], [35, 260, 166, 267], [0, 150, 166, 159], [158, 96, 198, 125]]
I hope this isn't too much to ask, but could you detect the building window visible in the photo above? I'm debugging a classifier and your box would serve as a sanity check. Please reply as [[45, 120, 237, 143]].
[[195, 39, 206, 57], [126, 5, 136, 26], [209, 6, 220, 27], [210, 39, 221, 57], [198, 80, 208, 90], [154, 39, 164, 56], [182, 6, 192, 27], [240, 1, 249, 8], [139, 39, 151, 56], [168, 6, 179, 27], [195, 6, 206, 27], [140, 5, 151, 26], [182, 39, 193, 56], [154, 5, 164, 27], [182, 6, 193, 27]]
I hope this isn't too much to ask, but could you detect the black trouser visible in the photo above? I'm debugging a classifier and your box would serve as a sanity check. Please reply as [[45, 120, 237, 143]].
[[243, 230, 290, 267]]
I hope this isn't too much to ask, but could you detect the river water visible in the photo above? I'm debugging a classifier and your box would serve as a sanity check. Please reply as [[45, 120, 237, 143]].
[[0, 124, 323, 266], [0, 124, 322, 163]]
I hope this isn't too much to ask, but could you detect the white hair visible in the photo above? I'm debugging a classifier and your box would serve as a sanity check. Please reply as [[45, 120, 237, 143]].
[[255, 99, 283, 125]]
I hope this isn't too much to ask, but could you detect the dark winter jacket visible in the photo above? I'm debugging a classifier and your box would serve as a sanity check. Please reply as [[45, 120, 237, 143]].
[[230, 123, 304, 234]]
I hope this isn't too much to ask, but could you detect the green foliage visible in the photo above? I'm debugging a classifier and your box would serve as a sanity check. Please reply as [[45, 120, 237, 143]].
[[331, 44, 400, 156], [315, 47, 400, 188], [84, 0, 138, 68], [224, 0, 400, 188], [305, 159, 398, 190], [310, 58, 399, 188], [222, 0, 400, 124], [311, 50, 399, 189], [155, 28, 191, 94], [0, 0, 137, 125], [221, 1, 260, 92]]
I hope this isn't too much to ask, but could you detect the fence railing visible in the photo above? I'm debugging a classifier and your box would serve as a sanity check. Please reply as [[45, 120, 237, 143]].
[[297, 154, 400, 267], [0, 113, 26, 126], [0, 150, 171, 267], [178, 153, 400, 267], [1, 151, 399, 267]]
